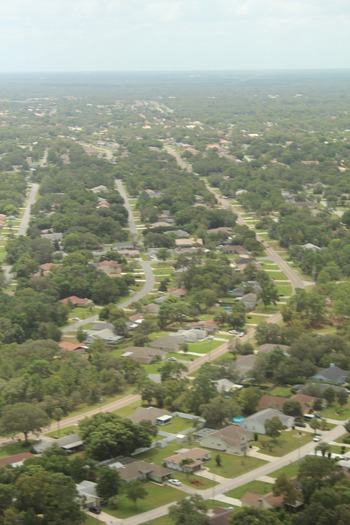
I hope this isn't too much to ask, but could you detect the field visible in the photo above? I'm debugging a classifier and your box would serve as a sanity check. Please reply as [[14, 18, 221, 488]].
[[253, 430, 312, 457], [225, 480, 271, 499]]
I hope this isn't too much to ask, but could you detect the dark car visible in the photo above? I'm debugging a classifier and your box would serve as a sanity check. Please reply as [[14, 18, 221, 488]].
[[294, 421, 307, 428], [88, 506, 101, 515]]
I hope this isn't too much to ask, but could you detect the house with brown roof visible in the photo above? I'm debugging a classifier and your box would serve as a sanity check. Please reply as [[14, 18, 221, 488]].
[[128, 406, 171, 425], [60, 296, 93, 307], [290, 394, 318, 414], [199, 425, 253, 455], [0, 452, 33, 468], [241, 491, 284, 510], [121, 346, 166, 365], [116, 460, 173, 484], [164, 448, 211, 473], [58, 341, 88, 354], [258, 395, 286, 412], [208, 507, 232, 525]]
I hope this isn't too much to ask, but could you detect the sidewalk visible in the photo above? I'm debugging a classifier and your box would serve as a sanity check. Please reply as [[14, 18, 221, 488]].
[[213, 494, 242, 507], [196, 468, 228, 483], [248, 447, 275, 462]]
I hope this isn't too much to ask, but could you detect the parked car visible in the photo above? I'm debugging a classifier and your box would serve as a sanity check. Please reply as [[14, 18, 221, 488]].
[[295, 421, 307, 428], [167, 357, 177, 361], [88, 506, 101, 514], [313, 435, 322, 442], [168, 479, 182, 486], [228, 330, 239, 335]]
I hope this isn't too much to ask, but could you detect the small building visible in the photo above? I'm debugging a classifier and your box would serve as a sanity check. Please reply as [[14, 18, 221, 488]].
[[76, 480, 100, 507], [60, 296, 93, 308], [238, 409, 295, 435], [128, 406, 171, 425], [56, 433, 83, 452], [215, 379, 243, 395], [58, 341, 88, 354], [149, 335, 185, 352], [156, 415, 173, 426], [240, 293, 258, 310], [163, 448, 211, 473], [116, 460, 173, 484], [121, 346, 166, 365], [86, 329, 123, 345], [312, 364, 349, 384], [199, 425, 253, 455]]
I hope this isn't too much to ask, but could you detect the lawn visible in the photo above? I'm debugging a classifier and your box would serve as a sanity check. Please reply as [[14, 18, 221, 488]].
[[159, 417, 194, 435], [253, 304, 280, 315], [45, 424, 78, 438], [112, 400, 142, 418], [225, 480, 272, 499], [0, 441, 35, 458], [275, 283, 293, 296], [104, 482, 183, 519], [67, 306, 99, 321], [319, 403, 350, 420], [270, 460, 303, 479], [137, 442, 189, 464], [187, 340, 223, 354], [268, 386, 292, 397], [205, 453, 266, 477], [253, 430, 312, 457], [264, 271, 288, 280]]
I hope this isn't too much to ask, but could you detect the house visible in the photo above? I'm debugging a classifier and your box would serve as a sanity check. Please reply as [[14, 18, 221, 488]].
[[257, 343, 290, 355], [199, 425, 253, 455], [90, 322, 115, 331], [175, 238, 204, 251], [163, 448, 211, 472], [164, 229, 190, 238], [215, 379, 243, 394], [144, 303, 160, 315], [149, 335, 185, 352], [90, 185, 108, 193], [290, 394, 318, 414], [240, 293, 258, 310], [241, 491, 284, 510], [58, 341, 88, 354], [76, 480, 100, 507], [234, 257, 257, 271], [128, 406, 171, 425], [191, 320, 218, 333], [176, 329, 207, 342], [258, 395, 287, 412], [208, 507, 232, 525], [86, 329, 123, 345], [312, 364, 349, 384], [0, 452, 33, 468], [238, 409, 295, 435], [95, 260, 121, 276], [55, 433, 83, 452], [121, 346, 166, 365], [235, 354, 256, 378], [60, 296, 93, 308], [116, 460, 173, 484], [41, 232, 63, 243]]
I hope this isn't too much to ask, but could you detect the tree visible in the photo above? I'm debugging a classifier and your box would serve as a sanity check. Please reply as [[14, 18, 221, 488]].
[[283, 400, 302, 418], [169, 494, 208, 525], [258, 279, 279, 308], [180, 458, 194, 479], [0, 402, 49, 443], [239, 388, 261, 416], [310, 418, 321, 435], [215, 454, 222, 467], [265, 417, 284, 439], [200, 396, 239, 427], [230, 506, 282, 525], [337, 389, 348, 407], [124, 480, 148, 508], [96, 466, 121, 502], [323, 387, 336, 405], [158, 361, 188, 382], [79, 413, 152, 461], [273, 473, 302, 505], [315, 442, 331, 457], [344, 420, 350, 434]]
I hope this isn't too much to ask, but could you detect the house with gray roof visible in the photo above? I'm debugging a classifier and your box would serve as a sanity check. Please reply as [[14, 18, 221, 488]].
[[312, 364, 349, 384], [121, 346, 166, 365], [240, 293, 258, 310], [238, 409, 295, 435], [76, 481, 100, 507], [149, 335, 185, 352], [199, 425, 253, 455]]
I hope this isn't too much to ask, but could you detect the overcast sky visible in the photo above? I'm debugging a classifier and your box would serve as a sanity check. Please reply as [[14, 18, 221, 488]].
[[1, 0, 349, 72]]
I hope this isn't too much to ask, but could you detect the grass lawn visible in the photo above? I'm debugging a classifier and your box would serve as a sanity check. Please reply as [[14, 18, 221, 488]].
[[319, 403, 350, 420], [225, 480, 272, 499], [83, 515, 100, 525], [268, 386, 292, 397], [264, 271, 288, 280], [137, 442, 189, 464], [187, 340, 223, 354], [104, 482, 183, 519], [0, 441, 35, 458], [172, 472, 217, 490], [112, 400, 142, 418], [253, 304, 280, 315], [253, 430, 312, 457], [205, 453, 266, 478], [270, 460, 303, 479], [275, 283, 293, 296], [67, 306, 99, 321], [158, 417, 194, 435], [45, 424, 78, 438]]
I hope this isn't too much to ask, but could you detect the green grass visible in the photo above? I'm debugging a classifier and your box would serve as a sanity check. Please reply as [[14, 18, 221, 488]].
[[0, 441, 35, 458], [157, 417, 193, 435], [136, 442, 189, 464], [270, 460, 303, 479], [225, 480, 272, 499], [252, 430, 312, 457], [319, 403, 350, 420], [253, 304, 280, 315], [171, 472, 217, 490], [266, 271, 288, 280], [83, 515, 100, 525], [104, 482, 183, 519], [45, 425, 78, 438], [268, 387, 292, 397], [112, 400, 142, 418], [205, 453, 266, 477], [187, 340, 223, 354]]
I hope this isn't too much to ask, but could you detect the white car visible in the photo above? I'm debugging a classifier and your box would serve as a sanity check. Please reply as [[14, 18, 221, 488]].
[[313, 435, 322, 442], [228, 330, 239, 335], [168, 479, 182, 486]]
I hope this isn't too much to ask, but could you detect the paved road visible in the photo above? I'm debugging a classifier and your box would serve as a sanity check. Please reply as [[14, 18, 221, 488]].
[[18, 183, 39, 236]]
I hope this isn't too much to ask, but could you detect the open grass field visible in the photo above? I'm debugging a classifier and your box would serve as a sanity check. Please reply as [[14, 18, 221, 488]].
[[204, 454, 266, 478], [0, 441, 35, 458], [270, 459, 303, 478], [225, 480, 272, 499], [104, 482, 183, 519], [253, 430, 312, 457]]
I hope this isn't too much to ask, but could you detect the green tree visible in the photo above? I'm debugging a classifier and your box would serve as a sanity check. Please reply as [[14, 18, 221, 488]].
[[0, 402, 49, 443], [96, 466, 121, 502], [273, 473, 302, 504], [265, 417, 284, 439], [169, 494, 208, 525], [230, 506, 282, 525], [283, 400, 302, 418], [124, 480, 148, 508]]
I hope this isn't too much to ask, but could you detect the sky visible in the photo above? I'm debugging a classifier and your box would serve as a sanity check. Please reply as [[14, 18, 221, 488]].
[[1, 0, 350, 72]]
